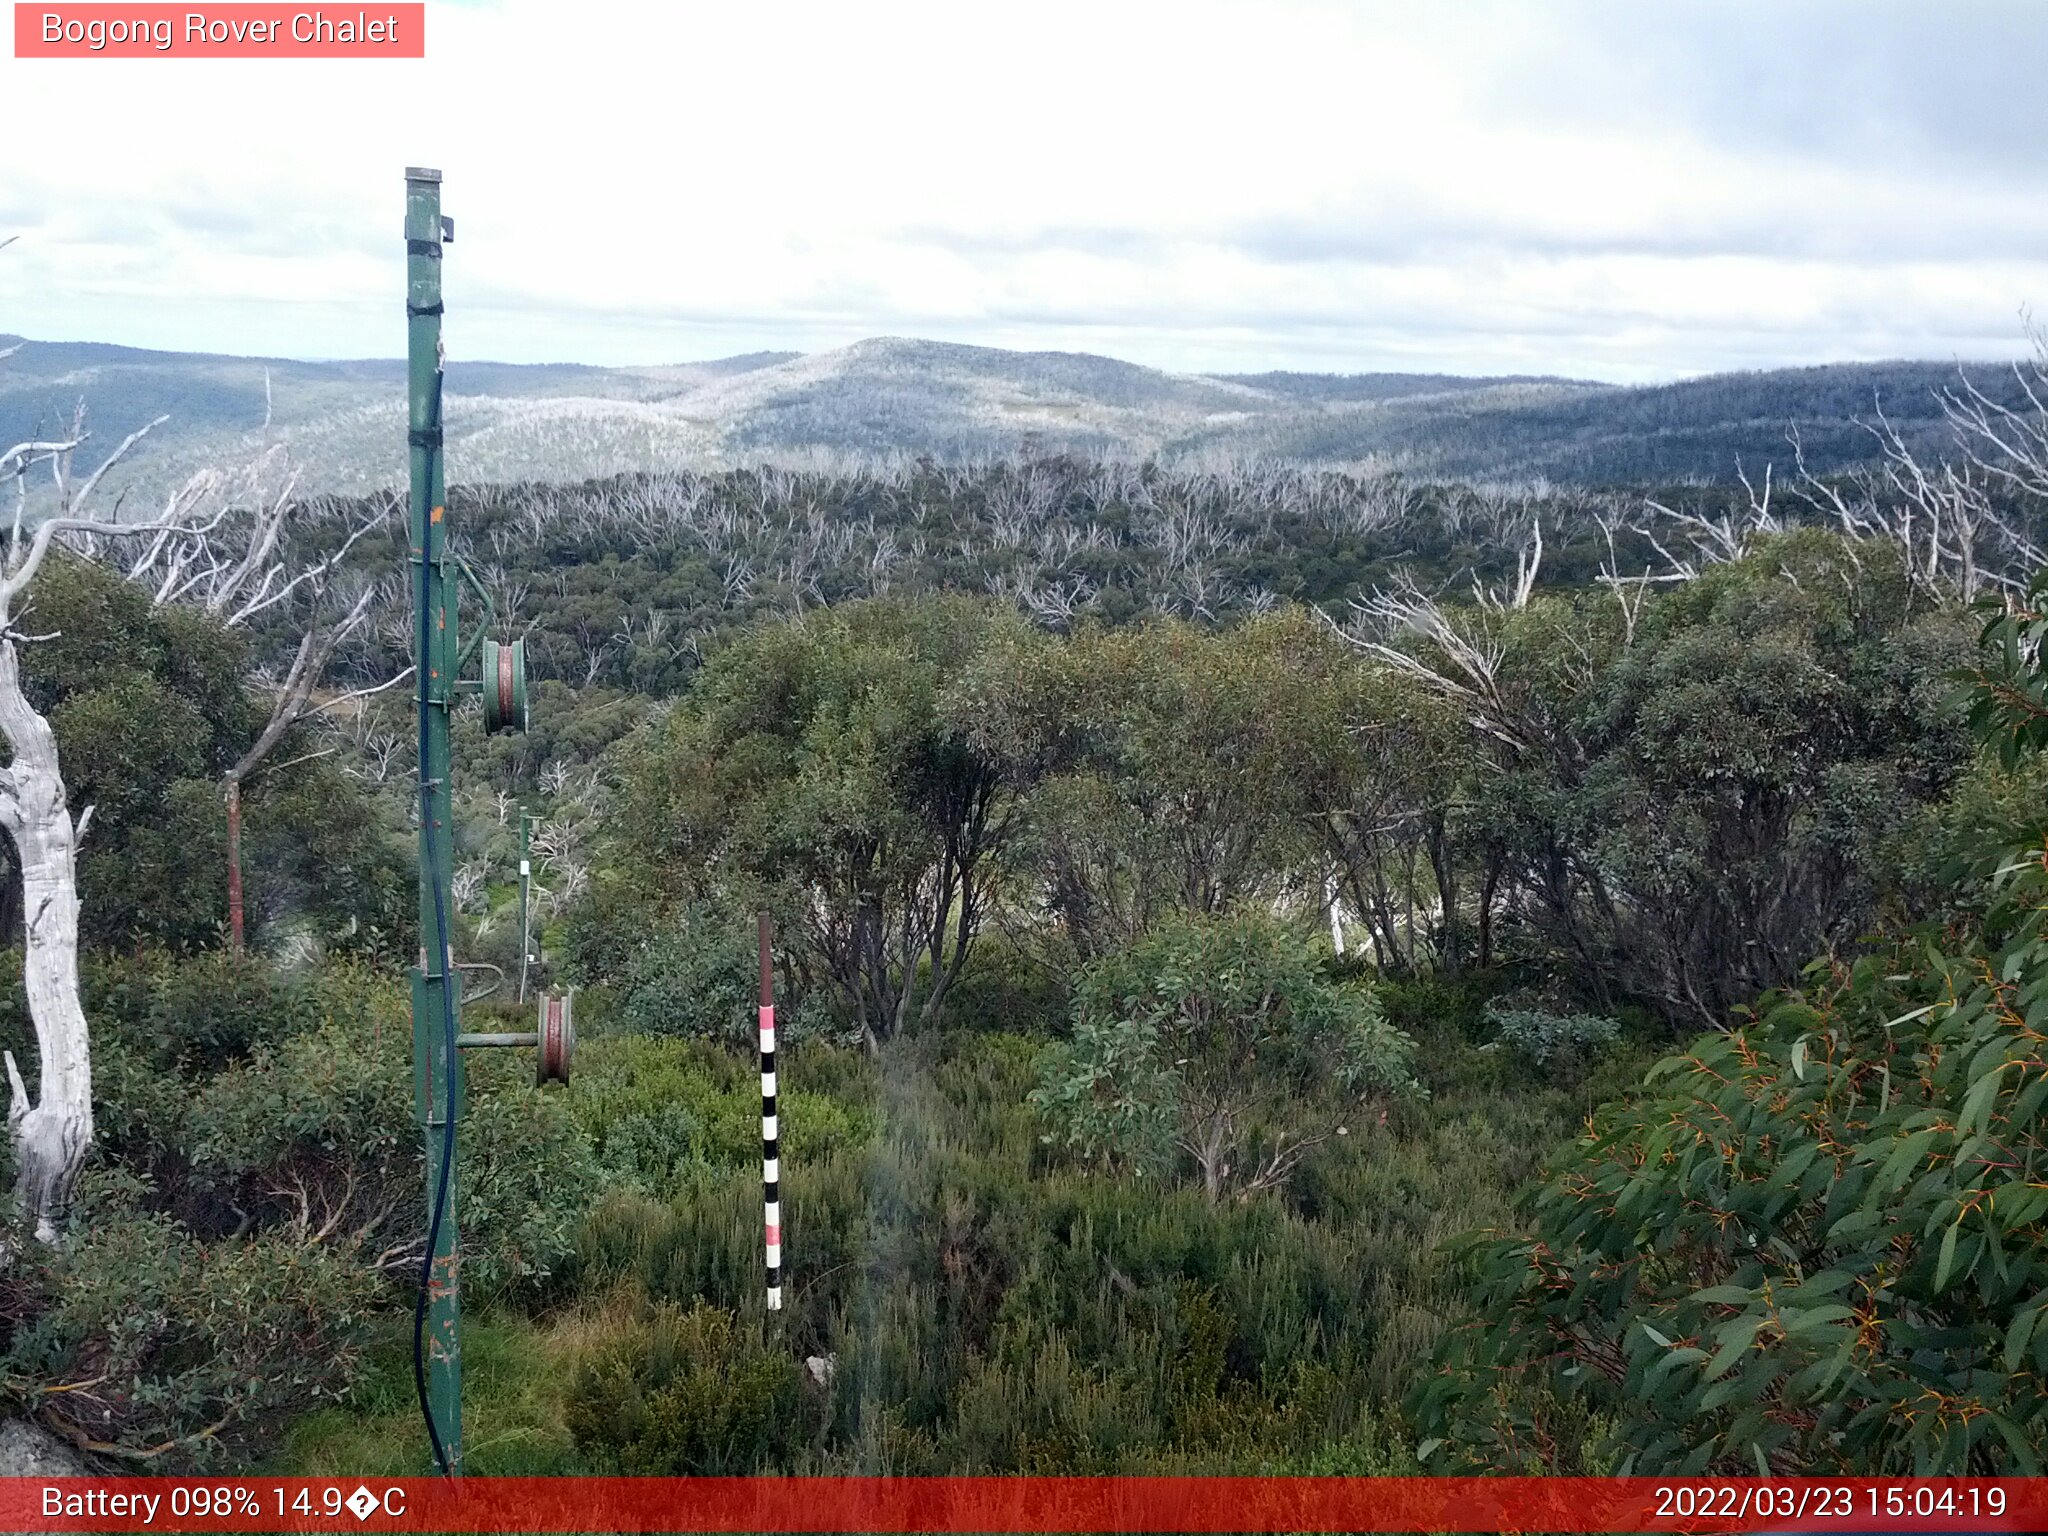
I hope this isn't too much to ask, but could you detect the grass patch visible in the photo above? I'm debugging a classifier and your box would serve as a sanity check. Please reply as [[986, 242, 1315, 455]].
[[272, 1309, 590, 1476]]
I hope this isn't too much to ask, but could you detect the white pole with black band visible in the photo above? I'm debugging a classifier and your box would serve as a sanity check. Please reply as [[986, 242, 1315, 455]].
[[758, 911, 782, 1311]]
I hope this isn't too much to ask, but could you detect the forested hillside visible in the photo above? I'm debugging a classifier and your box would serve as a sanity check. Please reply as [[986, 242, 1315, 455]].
[[4, 343, 2048, 1478], [4, 331, 2036, 506]]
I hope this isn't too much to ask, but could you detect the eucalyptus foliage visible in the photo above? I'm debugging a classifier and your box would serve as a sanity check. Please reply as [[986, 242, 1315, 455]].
[[613, 597, 1040, 1048], [1412, 573, 2048, 1474], [1479, 1003, 1622, 1083], [7, 554, 408, 956], [1032, 912, 1421, 1201]]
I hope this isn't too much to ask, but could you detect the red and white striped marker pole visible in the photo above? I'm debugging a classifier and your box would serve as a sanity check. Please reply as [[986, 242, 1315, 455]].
[[758, 912, 782, 1311]]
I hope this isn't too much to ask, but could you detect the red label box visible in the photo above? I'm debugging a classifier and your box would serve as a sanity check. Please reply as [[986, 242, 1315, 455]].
[[2, 1476, 2045, 1533], [14, 3, 425, 56]]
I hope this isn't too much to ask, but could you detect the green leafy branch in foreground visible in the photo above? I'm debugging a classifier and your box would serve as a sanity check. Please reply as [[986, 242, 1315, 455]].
[[1411, 579, 2048, 1476]]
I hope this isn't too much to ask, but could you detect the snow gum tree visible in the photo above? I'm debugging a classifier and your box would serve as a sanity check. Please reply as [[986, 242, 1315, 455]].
[[0, 476, 215, 1240]]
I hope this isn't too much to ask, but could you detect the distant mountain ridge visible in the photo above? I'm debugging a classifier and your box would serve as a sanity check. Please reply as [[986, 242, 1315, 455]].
[[0, 331, 2017, 501]]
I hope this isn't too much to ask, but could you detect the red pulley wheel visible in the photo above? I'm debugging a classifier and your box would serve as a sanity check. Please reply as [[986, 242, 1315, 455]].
[[537, 992, 574, 1084], [481, 637, 528, 735]]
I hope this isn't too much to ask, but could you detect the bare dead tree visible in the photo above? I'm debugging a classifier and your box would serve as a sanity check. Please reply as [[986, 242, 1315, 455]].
[[721, 553, 755, 604], [1784, 409, 2043, 602], [1473, 515, 1543, 612], [1338, 476, 1416, 537], [1631, 339, 2048, 603], [1018, 572, 1097, 628], [451, 861, 486, 916], [338, 725, 405, 784], [1590, 504, 1677, 646], [1342, 577, 1526, 750]]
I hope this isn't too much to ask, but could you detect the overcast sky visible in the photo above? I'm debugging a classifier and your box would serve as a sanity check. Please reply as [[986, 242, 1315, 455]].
[[3, 0, 2044, 381]]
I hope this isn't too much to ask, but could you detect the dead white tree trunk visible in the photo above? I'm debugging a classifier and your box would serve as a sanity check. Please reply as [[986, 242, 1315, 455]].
[[0, 490, 216, 1242], [0, 640, 89, 1242]]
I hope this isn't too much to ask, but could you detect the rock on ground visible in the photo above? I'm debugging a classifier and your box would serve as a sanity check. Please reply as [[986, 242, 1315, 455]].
[[0, 1417, 87, 1476]]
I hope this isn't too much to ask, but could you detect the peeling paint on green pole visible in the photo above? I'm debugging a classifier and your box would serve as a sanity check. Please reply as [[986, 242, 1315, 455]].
[[405, 164, 463, 1474]]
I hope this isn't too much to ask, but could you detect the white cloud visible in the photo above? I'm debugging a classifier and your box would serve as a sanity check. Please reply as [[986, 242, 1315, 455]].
[[1, 0, 2042, 380]]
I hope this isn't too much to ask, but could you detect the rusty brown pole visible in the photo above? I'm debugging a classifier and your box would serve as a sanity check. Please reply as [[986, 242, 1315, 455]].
[[225, 778, 245, 952]]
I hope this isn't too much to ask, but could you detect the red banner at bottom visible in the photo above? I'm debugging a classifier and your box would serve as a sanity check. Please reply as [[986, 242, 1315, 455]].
[[5, 1476, 2042, 1533]]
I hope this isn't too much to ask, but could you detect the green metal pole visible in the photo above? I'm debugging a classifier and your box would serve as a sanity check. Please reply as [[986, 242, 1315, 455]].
[[405, 165, 462, 1474], [518, 811, 532, 1005]]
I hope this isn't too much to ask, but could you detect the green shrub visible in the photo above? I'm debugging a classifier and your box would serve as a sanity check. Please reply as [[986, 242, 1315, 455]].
[[459, 1049, 605, 1298], [567, 1036, 876, 1198], [1414, 944, 2048, 1474], [564, 1296, 810, 1472], [1414, 565, 2048, 1477], [1479, 1002, 1621, 1083], [0, 949, 292, 1083], [594, 904, 760, 1045], [75, 960, 602, 1300], [561, 1027, 1542, 1473], [262, 1016, 1581, 1477], [0, 953, 603, 1462], [0, 1200, 381, 1464], [931, 938, 1066, 1036], [1032, 910, 1421, 1201], [610, 597, 1045, 1049], [1356, 969, 1503, 1046]]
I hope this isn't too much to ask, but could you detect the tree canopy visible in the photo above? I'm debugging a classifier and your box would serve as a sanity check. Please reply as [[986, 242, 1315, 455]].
[[1411, 565, 2048, 1474], [8, 555, 406, 954]]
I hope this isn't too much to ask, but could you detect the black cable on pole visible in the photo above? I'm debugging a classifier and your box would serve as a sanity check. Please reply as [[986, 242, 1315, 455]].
[[411, 368, 458, 1478]]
